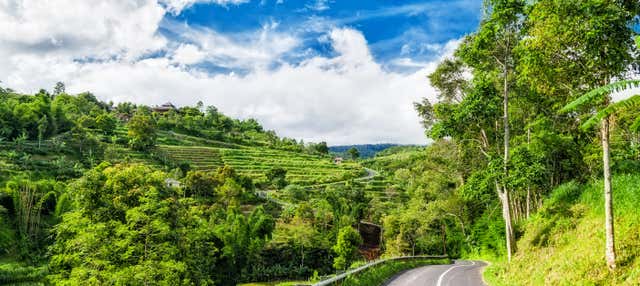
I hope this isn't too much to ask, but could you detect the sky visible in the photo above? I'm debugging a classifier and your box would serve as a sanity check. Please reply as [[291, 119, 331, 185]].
[[0, 0, 482, 145]]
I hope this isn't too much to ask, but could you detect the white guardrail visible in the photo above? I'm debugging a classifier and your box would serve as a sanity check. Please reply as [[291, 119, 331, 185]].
[[312, 255, 449, 286]]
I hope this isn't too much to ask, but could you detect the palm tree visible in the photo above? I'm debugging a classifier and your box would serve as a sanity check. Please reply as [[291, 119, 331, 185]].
[[561, 79, 640, 270]]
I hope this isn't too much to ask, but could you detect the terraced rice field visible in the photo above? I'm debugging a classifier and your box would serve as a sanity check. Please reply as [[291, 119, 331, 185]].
[[363, 177, 396, 201], [158, 145, 364, 185]]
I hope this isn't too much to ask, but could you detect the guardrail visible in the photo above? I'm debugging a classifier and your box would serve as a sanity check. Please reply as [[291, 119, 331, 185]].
[[312, 255, 449, 286]]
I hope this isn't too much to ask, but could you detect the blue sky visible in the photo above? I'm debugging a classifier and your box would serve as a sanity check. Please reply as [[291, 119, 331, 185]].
[[0, 0, 482, 144], [161, 0, 481, 73]]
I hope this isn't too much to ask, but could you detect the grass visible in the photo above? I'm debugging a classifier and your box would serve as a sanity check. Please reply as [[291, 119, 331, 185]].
[[484, 174, 640, 285], [340, 258, 450, 286]]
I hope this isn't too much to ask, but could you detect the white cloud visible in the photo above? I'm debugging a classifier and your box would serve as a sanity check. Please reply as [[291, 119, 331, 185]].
[[0, 0, 166, 61], [65, 28, 446, 145], [306, 0, 330, 12], [163, 20, 300, 70], [0, 1, 453, 145], [172, 44, 207, 65], [161, 0, 249, 15]]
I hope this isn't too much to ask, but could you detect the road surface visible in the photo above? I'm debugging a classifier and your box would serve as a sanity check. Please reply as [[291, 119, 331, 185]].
[[383, 260, 487, 286]]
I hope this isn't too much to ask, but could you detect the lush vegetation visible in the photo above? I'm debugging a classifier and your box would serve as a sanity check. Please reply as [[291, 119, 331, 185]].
[[0, 85, 371, 285], [1, 0, 640, 285], [485, 174, 640, 285]]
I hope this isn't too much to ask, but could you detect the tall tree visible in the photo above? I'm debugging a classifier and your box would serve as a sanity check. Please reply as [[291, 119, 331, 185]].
[[561, 80, 640, 269], [525, 0, 640, 270], [457, 0, 526, 261], [127, 111, 157, 151], [348, 147, 360, 160]]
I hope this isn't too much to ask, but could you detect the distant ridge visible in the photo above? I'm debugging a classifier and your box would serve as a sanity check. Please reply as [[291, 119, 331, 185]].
[[329, 143, 403, 159]]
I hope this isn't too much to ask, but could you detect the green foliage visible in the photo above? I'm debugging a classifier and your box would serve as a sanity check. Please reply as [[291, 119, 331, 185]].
[[560, 80, 640, 114], [266, 167, 288, 189], [0, 261, 48, 284], [332, 227, 363, 270], [485, 174, 640, 285], [47, 163, 274, 285], [95, 113, 117, 135], [582, 95, 640, 130], [127, 111, 157, 151], [347, 147, 360, 160]]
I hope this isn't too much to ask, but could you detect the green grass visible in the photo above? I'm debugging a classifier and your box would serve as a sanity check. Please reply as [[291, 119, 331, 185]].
[[484, 174, 640, 285], [341, 258, 450, 286]]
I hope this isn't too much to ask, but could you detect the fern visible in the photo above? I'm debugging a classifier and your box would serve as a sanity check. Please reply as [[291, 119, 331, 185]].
[[581, 95, 640, 130], [560, 80, 640, 113]]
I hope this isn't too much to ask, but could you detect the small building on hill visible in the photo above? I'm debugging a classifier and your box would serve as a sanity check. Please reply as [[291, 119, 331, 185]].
[[333, 157, 343, 164], [165, 178, 182, 188], [153, 102, 177, 113]]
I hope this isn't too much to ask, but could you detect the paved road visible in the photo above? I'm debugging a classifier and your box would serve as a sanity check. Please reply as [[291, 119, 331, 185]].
[[383, 260, 487, 286]]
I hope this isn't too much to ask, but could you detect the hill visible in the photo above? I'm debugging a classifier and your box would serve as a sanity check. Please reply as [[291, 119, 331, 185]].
[[485, 174, 640, 285], [329, 144, 403, 159], [0, 90, 369, 285]]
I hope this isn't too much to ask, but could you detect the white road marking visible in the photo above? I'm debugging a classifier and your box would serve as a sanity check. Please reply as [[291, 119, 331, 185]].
[[436, 260, 476, 286]]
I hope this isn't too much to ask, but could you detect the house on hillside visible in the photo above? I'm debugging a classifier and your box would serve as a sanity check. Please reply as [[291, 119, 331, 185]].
[[153, 102, 177, 113], [333, 157, 343, 164], [165, 178, 182, 188]]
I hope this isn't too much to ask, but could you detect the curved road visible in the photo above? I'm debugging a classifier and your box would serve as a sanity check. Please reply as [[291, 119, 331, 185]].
[[383, 260, 487, 286]]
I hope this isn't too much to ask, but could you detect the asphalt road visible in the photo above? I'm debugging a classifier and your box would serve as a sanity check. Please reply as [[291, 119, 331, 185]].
[[383, 260, 487, 286]]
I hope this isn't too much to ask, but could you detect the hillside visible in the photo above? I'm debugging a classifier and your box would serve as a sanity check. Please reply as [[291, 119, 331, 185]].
[[0, 90, 370, 285], [485, 174, 640, 285]]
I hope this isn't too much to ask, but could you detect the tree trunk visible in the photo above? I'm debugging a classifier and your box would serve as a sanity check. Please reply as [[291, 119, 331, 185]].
[[526, 186, 531, 219], [441, 223, 447, 256], [501, 61, 516, 261], [527, 126, 531, 219], [602, 117, 616, 270]]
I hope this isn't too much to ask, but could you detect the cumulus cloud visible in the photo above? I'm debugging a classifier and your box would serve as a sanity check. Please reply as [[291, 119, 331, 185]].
[[0, 1, 455, 145], [0, 0, 166, 60]]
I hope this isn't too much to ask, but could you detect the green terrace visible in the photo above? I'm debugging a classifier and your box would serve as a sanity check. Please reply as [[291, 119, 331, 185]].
[[158, 145, 364, 185]]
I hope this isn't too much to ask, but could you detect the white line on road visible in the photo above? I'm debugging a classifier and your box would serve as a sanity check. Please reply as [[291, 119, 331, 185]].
[[436, 261, 475, 286]]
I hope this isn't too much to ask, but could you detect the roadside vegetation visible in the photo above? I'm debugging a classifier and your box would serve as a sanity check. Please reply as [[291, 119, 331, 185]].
[[485, 174, 640, 285], [341, 258, 450, 286]]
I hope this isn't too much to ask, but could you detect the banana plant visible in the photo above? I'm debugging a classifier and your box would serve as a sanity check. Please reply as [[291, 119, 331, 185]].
[[560, 78, 640, 270]]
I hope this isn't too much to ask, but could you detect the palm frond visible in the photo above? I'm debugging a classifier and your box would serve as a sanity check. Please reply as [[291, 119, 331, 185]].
[[581, 94, 640, 130], [560, 80, 640, 113]]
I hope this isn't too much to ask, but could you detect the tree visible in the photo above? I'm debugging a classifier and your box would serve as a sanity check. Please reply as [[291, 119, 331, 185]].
[[527, 0, 640, 270], [347, 147, 360, 160], [310, 142, 329, 154], [456, 0, 526, 261], [184, 170, 219, 198], [37, 115, 48, 149], [215, 178, 244, 208], [332, 226, 362, 270], [127, 111, 157, 151], [266, 167, 288, 189], [561, 80, 640, 270], [53, 82, 65, 96], [95, 113, 117, 135]]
